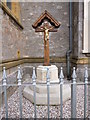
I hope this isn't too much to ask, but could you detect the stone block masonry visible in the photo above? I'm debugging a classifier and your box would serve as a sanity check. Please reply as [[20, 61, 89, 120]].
[[20, 2, 69, 58], [0, 8, 3, 63], [1, 7, 24, 61], [0, 2, 89, 82]]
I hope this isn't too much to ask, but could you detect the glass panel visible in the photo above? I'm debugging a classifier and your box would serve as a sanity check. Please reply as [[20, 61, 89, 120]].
[[7, 0, 11, 10]]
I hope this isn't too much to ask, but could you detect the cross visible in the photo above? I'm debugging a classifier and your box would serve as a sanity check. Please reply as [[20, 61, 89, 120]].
[[36, 22, 56, 66], [32, 10, 60, 66]]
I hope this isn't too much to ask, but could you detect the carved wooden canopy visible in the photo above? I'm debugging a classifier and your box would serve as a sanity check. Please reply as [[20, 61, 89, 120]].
[[32, 10, 61, 32]]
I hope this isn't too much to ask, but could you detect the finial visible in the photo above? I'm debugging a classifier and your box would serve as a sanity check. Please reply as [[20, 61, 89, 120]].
[[60, 67, 64, 84], [84, 67, 88, 83], [32, 67, 36, 80], [72, 67, 77, 83], [17, 67, 22, 85], [3, 67, 7, 86]]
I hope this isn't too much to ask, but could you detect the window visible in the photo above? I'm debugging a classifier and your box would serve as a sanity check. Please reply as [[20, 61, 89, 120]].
[[7, 0, 11, 10], [2, 0, 21, 23], [83, 0, 90, 53]]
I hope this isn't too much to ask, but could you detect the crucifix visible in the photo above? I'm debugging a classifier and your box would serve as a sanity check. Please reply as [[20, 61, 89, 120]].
[[36, 22, 56, 66], [32, 10, 61, 66]]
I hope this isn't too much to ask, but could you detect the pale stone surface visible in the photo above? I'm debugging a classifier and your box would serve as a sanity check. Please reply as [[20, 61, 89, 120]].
[[37, 65, 59, 82], [23, 65, 71, 105], [23, 84, 71, 105]]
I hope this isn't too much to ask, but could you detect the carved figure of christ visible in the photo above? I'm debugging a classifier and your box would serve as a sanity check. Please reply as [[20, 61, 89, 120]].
[[37, 23, 55, 66]]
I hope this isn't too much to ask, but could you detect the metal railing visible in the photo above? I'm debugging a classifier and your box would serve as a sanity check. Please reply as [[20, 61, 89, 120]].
[[0, 66, 89, 119]]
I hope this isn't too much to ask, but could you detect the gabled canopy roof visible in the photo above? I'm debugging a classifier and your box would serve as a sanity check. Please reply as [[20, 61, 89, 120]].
[[32, 10, 61, 29]]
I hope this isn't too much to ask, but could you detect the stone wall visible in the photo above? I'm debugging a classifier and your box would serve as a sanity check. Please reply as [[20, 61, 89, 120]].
[[72, 2, 78, 58], [0, 2, 89, 81], [20, 2, 69, 58], [72, 2, 90, 81], [72, 2, 86, 58], [1, 8, 24, 61], [0, 8, 3, 63]]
